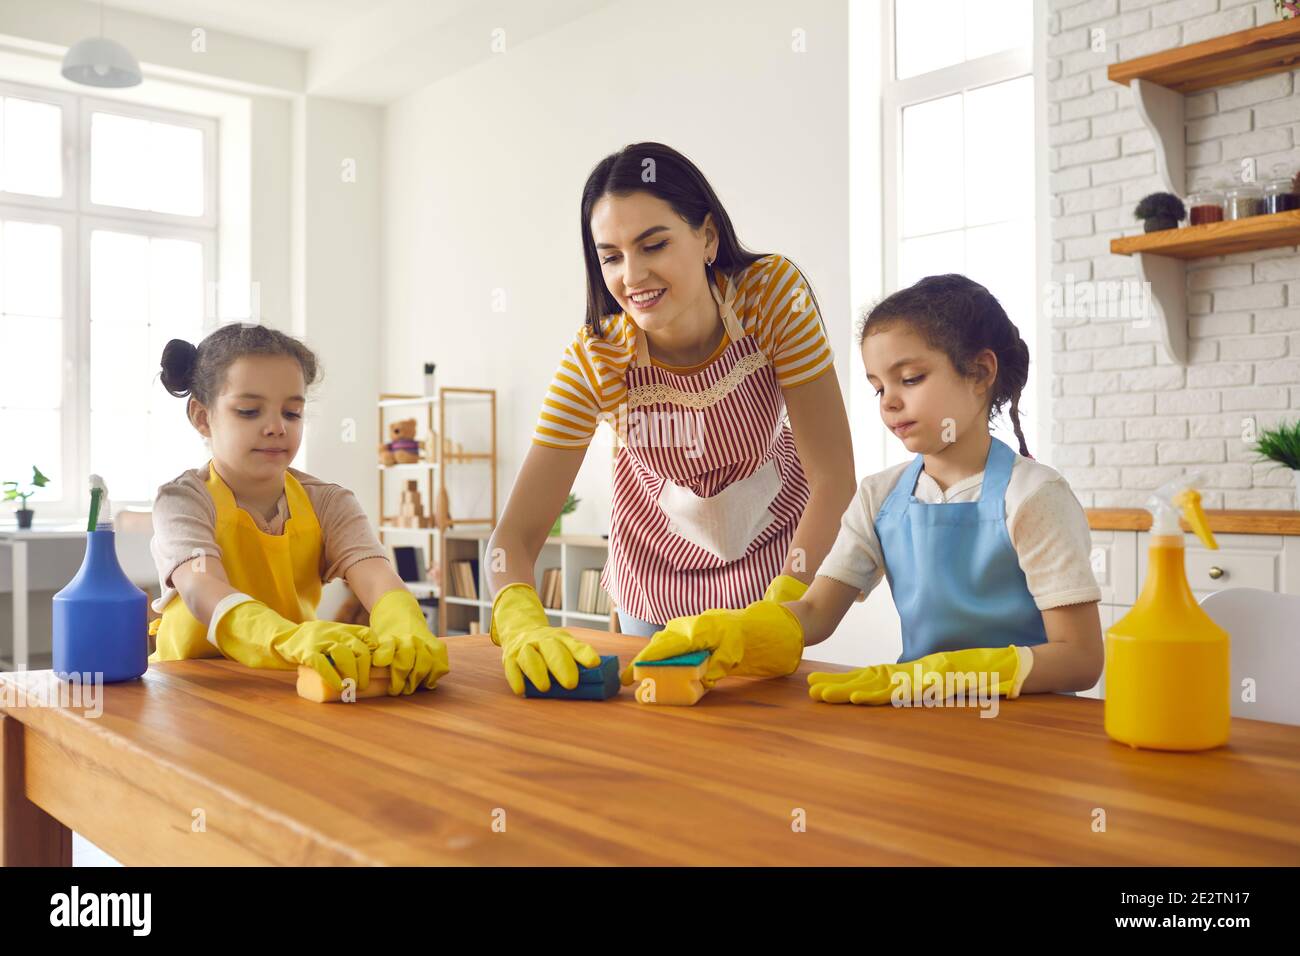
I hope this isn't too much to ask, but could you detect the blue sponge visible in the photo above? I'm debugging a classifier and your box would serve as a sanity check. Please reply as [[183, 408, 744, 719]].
[[633, 650, 710, 667], [523, 654, 621, 700]]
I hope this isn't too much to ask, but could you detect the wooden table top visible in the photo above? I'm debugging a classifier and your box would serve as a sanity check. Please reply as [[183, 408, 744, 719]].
[[3, 628, 1299, 866]]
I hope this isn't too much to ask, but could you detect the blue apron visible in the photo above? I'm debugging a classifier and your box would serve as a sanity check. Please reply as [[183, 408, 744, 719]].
[[874, 436, 1049, 664]]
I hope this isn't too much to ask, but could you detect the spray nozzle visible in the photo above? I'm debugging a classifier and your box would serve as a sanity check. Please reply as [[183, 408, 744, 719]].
[[1147, 472, 1216, 549], [88, 474, 112, 531]]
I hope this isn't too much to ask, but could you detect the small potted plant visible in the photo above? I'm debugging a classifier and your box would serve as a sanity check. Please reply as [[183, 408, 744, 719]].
[[1252, 420, 1300, 509], [1277, 1, 1298, 22], [3, 466, 51, 529], [1134, 192, 1187, 232], [550, 493, 579, 536]]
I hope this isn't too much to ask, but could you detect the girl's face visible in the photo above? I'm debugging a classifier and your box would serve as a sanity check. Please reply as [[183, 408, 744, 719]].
[[190, 354, 306, 485], [590, 191, 717, 335], [861, 323, 995, 455]]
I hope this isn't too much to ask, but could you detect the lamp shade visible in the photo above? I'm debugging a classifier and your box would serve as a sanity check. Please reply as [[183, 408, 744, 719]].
[[61, 36, 142, 88]]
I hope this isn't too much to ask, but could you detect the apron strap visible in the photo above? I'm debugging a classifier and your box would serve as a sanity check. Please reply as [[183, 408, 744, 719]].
[[978, 437, 1016, 512], [634, 269, 743, 368], [879, 454, 926, 516]]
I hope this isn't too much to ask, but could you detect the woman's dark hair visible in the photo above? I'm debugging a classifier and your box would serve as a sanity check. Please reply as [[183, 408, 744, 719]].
[[159, 324, 321, 414], [857, 274, 1032, 458], [579, 142, 770, 338]]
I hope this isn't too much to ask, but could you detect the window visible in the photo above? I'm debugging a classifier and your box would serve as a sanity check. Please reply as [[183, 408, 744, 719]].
[[880, 0, 1039, 468], [0, 80, 216, 516]]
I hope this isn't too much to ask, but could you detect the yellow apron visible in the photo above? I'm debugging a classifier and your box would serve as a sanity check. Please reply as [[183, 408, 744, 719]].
[[149, 460, 323, 662]]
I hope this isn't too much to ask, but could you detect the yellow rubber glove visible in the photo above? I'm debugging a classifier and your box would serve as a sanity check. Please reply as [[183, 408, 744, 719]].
[[368, 588, 450, 695], [619, 600, 804, 688], [490, 583, 601, 695], [807, 644, 1035, 705], [212, 597, 374, 693], [763, 573, 809, 604]]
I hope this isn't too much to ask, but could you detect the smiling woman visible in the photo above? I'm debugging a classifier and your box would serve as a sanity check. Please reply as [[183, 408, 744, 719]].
[[484, 142, 856, 696]]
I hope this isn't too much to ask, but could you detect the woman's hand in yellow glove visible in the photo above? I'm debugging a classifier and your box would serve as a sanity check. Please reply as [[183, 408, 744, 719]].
[[368, 589, 450, 695], [807, 645, 1034, 705], [490, 583, 601, 695], [619, 600, 804, 688]]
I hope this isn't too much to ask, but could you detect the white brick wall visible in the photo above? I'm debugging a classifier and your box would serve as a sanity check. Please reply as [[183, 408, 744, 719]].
[[1048, 0, 1300, 509]]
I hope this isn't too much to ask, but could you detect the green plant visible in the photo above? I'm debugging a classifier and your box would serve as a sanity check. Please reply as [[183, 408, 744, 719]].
[[559, 493, 580, 516], [1253, 420, 1300, 470], [3, 466, 50, 509], [1134, 192, 1186, 222]]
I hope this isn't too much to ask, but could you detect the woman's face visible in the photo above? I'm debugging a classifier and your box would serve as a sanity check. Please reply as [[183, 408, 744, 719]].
[[590, 191, 717, 334], [190, 354, 306, 485], [861, 323, 995, 455]]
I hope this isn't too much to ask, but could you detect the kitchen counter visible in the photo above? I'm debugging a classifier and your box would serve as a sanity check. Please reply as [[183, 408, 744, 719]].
[[1087, 509, 1300, 535]]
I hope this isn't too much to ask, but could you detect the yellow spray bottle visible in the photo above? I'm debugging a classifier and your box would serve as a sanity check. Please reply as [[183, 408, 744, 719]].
[[1104, 472, 1230, 751]]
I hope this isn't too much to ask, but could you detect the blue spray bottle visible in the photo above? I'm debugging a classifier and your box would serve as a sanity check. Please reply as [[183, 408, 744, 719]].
[[52, 475, 148, 682]]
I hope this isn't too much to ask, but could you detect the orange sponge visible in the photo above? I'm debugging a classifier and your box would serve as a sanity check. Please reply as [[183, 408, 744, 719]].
[[631, 651, 710, 706], [295, 666, 426, 702]]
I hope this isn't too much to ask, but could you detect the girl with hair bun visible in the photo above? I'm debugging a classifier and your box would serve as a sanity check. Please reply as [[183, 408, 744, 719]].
[[150, 323, 448, 696], [633, 274, 1105, 704]]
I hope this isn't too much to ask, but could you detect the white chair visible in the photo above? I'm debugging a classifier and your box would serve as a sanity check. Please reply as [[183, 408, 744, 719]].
[[1200, 588, 1300, 727]]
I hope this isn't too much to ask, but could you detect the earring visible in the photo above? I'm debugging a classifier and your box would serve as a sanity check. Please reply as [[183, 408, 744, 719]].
[[705, 255, 714, 267]]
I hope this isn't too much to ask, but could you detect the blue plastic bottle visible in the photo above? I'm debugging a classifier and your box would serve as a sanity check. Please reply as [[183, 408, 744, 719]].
[[52, 527, 148, 682]]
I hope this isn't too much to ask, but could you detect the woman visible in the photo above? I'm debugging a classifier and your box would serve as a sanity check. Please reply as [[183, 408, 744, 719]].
[[486, 142, 855, 695]]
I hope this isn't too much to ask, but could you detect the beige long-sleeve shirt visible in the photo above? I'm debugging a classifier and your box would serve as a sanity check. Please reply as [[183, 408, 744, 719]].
[[149, 464, 390, 614]]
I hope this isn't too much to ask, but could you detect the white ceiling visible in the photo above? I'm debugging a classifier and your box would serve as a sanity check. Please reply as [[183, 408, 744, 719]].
[[89, 0, 613, 102], [101, 0, 376, 50]]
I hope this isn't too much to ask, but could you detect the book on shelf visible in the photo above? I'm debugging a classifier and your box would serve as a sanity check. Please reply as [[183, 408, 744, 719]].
[[446, 559, 478, 600], [540, 567, 562, 609]]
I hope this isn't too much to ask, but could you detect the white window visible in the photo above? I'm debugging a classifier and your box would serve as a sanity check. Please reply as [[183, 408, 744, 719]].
[[879, 0, 1040, 468], [0, 80, 216, 517]]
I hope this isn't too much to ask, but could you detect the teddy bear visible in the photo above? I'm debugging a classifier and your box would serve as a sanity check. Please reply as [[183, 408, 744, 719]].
[[378, 418, 427, 465]]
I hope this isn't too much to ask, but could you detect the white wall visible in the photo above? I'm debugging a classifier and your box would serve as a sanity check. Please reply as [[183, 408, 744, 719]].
[[1047, 0, 1300, 509], [382, 0, 852, 539]]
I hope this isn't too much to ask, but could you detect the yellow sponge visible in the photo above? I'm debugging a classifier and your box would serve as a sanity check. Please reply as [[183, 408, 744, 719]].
[[632, 651, 710, 706], [295, 666, 426, 702]]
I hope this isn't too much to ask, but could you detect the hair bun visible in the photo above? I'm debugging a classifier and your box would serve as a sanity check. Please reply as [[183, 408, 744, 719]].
[[160, 338, 198, 397]]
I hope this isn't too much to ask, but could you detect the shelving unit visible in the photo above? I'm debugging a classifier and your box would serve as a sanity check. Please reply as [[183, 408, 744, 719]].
[[1106, 17, 1300, 366], [376, 389, 498, 636], [376, 390, 620, 637], [440, 528, 618, 636]]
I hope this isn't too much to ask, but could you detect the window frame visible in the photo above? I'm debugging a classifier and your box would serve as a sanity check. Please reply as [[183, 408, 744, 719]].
[[878, 0, 1046, 466], [0, 80, 77, 213], [0, 78, 218, 520]]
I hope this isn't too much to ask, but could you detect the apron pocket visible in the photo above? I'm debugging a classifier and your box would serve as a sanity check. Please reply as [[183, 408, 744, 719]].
[[657, 459, 781, 565]]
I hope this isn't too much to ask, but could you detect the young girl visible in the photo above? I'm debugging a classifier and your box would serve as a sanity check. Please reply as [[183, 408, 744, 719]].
[[148, 324, 449, 696], [622, 274, 1103, 703]]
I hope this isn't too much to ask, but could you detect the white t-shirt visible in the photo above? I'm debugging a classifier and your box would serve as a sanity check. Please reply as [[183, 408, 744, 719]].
[[817, 453, 1102, 611]]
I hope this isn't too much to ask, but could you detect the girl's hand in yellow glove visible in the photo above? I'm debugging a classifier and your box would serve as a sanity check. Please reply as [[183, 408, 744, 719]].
[[368, 589, 451, 695], [807, 645, 1033, 705], [490, 583, 601, 695], [763, 573, 809, 604], [211, 597, 375, 693]]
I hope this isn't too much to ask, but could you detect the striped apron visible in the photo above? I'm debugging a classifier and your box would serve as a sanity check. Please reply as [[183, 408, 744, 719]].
[[600, 270, 811, 624]]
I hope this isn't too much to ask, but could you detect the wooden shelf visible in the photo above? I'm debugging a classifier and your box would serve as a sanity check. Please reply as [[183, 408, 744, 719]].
[[1087, 508, 1300, 536], [1108, 17, 1300, 93], [1111, 210, 1300, 259], [1104, 18, 1300, 367]]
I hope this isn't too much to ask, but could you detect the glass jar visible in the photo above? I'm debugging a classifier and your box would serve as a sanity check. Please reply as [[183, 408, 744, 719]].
[[1186, 179, 1224, 225], [1263, 163, 1300, 214], [1224, 181, 1264, 220]]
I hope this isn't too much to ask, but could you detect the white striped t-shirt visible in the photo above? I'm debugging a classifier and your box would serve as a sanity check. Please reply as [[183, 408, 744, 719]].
[[533, 254, 835, 449]]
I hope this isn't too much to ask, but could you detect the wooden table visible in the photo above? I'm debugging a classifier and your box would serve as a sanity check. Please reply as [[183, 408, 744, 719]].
[[3, 629, 1298, 865]]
